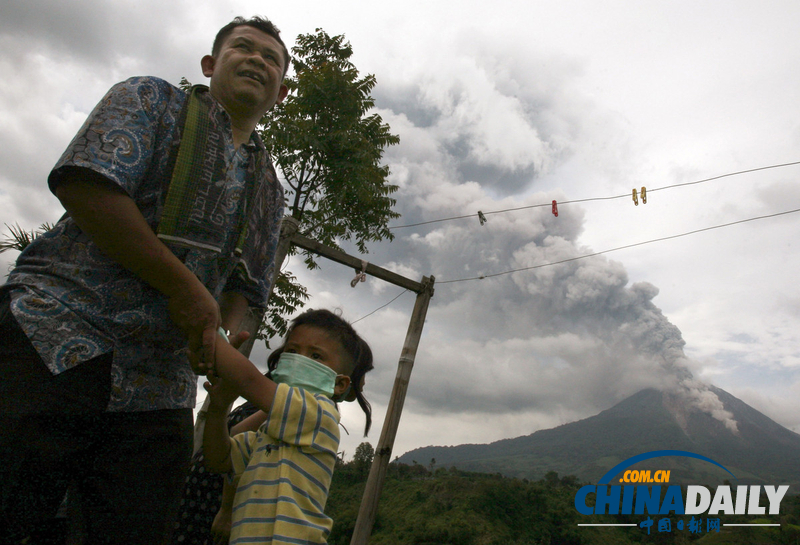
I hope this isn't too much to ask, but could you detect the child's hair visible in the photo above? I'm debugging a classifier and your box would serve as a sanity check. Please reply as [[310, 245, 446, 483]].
[[267, 309, 374, 435]]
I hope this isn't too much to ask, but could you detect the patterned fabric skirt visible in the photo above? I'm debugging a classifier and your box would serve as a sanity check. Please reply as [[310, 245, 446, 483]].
[[173, 402, 258, 544]]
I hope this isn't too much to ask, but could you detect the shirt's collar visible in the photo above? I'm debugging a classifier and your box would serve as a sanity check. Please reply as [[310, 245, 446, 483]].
[[196, 86, 266, 154], [244, 130, 265, 152]]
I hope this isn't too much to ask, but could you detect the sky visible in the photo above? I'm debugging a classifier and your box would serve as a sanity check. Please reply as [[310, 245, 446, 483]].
[[2, 0, 800, 463]]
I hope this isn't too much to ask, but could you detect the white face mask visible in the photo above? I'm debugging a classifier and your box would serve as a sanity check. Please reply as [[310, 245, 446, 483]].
[[271, 352, 337, 397]]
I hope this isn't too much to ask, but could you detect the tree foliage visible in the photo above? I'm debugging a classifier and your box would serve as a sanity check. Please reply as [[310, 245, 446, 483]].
[[1, 223, 55, 255], [255, 29, 400, 341], [353, 442, 375, 476], [326, 462, 800, 545], [259, 28, 400, 259], [261, 269, 309, 344]]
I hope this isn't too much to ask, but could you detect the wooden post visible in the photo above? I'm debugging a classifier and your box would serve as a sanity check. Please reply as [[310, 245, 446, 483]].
[[237, 216, 300, 358], [210, 217, 436, 543], [192, 217, 300, 454], [350, 275, 435, 545], [289, 232, 424, 293]]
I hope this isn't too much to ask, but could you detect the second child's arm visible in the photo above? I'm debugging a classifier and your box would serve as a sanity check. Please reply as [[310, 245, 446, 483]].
[[202, 378, 235, 473], [211, 477, 239, 545], [229, 410, 268, 436]]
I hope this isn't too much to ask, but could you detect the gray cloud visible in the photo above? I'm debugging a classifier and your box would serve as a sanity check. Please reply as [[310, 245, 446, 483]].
[[0, 1, 116, 64], [371, 29, 591, 196], [395, 199, 736, 429], [360, 31, 741, 431], [6, 1, 800, 458]]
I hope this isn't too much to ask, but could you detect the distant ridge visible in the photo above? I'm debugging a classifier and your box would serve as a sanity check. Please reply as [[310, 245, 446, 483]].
[[397, 387, 800, 489]]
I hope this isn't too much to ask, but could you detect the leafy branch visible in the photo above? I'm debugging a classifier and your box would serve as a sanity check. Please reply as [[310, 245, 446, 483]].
[[0, 223, 55, 254]]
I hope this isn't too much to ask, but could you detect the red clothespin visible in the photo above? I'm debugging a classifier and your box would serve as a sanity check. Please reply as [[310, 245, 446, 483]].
[[478, 211, 487, 226], [641, 186, 647, 204], [552, 200, 558, 217], [632, 188, 639, 206]]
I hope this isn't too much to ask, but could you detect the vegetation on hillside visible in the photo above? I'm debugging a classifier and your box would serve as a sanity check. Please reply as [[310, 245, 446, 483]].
[[397, 388, 800, 490], [329, 443, 800, 545]]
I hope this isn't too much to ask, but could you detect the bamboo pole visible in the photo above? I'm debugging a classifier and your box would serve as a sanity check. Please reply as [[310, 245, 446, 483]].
[[237, 216, 300, 358], [289, 232, 424, 293], [192, 217, 300, 454], [350, 275, 435, 545]]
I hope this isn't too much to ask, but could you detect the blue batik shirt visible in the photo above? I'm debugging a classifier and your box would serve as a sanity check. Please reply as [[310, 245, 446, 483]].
[[3, 76, 284, 412]]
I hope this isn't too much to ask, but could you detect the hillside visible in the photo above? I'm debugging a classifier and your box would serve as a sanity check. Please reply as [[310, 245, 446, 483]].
[[396, 387, 800, 488], [326, 460, 800, 545]]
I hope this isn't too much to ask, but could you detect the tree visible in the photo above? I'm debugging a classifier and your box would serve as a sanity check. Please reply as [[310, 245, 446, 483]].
[[353, 441, 375, 477], [544, 470, 560, 487], [256, 29, 400, 341], [1, 223, 54, 254], [261, 29, 400, 254]]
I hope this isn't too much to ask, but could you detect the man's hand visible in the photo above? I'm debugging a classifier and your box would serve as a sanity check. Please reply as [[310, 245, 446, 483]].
[[169, 280, 222, 375], [181, 311, 251, 374]]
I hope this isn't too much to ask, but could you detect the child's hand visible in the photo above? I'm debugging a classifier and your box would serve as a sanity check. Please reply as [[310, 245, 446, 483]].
[[228, 330, 250, 350], [210, 506, 232, 545], [204, 370, 239, 410]]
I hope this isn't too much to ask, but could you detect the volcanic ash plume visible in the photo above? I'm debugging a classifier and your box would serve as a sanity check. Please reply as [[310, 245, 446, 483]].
[[507, 234, 741, 433], [608, 282, 739, 434]]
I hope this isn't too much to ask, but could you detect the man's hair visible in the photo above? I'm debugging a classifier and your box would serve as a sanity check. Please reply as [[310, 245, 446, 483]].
[[212, 16, 291, 78]]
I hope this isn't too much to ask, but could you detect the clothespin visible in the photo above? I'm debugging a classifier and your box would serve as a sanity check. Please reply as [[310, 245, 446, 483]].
[[551, 200, 558, 217], [632, 188, 639, 206], [351, 260, 368, 288], [478, 211, 487, 226], [640, 186, 647, 204]]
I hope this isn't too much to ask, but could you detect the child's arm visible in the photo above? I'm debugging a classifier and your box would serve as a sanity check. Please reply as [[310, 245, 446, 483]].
[[211, 477, 238, 545], [213, 336, 278, 414], [202, 372, 237, 473], [208, 405, 267, 542], [229, 410, 268, 436]]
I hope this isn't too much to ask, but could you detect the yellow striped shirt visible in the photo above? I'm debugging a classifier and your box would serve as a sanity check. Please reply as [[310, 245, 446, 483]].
[[229, 382, 340, 544]]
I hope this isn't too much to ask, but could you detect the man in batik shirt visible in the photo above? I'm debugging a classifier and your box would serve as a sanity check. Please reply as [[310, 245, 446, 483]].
[[0, 16, 289, 545]]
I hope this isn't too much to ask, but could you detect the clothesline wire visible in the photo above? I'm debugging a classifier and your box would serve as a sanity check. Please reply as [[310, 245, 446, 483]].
[[351, 289, 410, 324], [388, 160, 800, 230], [437, 206, 800, 284], [304, 161, 800, 325], [350, 206, 800, 320]]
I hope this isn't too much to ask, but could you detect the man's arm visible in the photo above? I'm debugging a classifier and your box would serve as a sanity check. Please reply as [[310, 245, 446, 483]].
[[55, 175, 220, 372]]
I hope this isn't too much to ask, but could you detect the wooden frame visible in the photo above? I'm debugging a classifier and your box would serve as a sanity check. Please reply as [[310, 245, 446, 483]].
[[238, 217, 435, 544]]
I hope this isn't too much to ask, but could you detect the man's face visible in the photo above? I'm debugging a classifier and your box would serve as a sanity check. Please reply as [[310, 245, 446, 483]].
[[201, 25, 289, 121]]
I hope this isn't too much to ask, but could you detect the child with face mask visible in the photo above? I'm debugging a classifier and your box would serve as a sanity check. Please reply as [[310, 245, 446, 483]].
[[202, 309, 373, 545]]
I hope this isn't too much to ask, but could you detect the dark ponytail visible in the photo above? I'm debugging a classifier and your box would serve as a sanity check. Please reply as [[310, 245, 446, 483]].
[[347, 336, 373, 435]]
